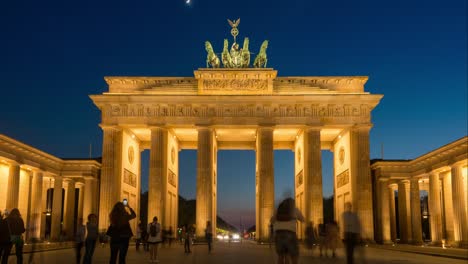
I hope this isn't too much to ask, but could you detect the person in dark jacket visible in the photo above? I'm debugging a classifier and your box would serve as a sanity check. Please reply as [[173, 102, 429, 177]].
[[84, 213, 99, 264], [2, 208, 26, 264], [107, 201, 136, 264], [0, 211, 10, 264]]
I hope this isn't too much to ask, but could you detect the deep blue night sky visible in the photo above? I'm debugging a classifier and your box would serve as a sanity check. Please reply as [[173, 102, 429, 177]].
[[1, 0, 466, 228]]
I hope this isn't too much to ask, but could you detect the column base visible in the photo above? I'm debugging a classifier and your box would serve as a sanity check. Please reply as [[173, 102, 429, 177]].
[[410, 240, 423, 246], [429, 240, 442, 246], [452, 240, 468, 249]]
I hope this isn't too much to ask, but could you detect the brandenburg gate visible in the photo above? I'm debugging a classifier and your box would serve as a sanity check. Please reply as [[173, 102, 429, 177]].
[[90, 68, 383, 241]]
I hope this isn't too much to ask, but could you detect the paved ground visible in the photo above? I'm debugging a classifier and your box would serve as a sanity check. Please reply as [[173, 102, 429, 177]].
[[6, 240, 467, 264]]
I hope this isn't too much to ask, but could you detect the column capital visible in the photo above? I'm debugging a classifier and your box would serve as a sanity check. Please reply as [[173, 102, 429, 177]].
[[450, 161, 467, 169], [149, 124, 167, 131], [302, 125, 322, 132], [75, 182, 85, 188], [99, 124, 122, 131], [398, 179, 410, 184], [352, 124, 373, 131], [196, 125, 214, 131]]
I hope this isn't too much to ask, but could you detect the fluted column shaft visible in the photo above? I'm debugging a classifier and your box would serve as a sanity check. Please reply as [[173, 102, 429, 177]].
[[429, 172, 443, 244], [64, 179, 76, 240], [350, 126, 374, 240], [98, 126, 123, 231], [389, 186, 397, 242], [451, 165, 468, 247], [29, 171, 43, 240], [196, 127, 214, 238], [6, 162, 20, 210], [410, 178, 423, 244], [442, 173, 454, 243], [83, 178, 97, 221], [50, 177, 63, 241], [398, 181, 411, 243], [379, 180, 391, 243], [303, 128, 323, 228], [256, 127, 274, 242], [149, 127, 168, 227]]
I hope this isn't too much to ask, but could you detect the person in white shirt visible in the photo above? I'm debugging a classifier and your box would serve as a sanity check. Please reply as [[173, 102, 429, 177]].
[[271, 197, 304, 264], [147, 217, 162, 263]]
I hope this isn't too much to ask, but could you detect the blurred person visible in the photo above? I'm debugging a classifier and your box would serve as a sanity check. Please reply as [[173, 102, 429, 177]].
[[317, 222, 327, 257], [342, 202, 361, 264], [3, 208, 25, 264], [135, 221, 142, 251], [106, 201, 136, 264], [269, 221, 274, 248], [325, 221, 340, 258], [205, 221, 213, 253], [271, 197, 304, 264], [304, 221, 317, 252], [147, 217, 162, 263], [84, 213, 99, 264], [75, 218, 86, 264], [182, 225, 192, 253], [167, 226, 174, 247]]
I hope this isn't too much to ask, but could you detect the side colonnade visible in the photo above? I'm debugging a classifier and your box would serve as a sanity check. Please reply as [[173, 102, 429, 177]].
[[0, 134, 100, 242], [372, 136, 468, 248]]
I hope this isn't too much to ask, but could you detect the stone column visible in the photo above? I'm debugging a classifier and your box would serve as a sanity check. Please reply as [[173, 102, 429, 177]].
[[303, 128, 323, 228], [29, 171, 43, 240], [196, 127, 214, 238], [6, 162, 20, 210], [410, 178, 423, 244], [50, 176, 63, 241], [76, 183, 84, 227], [64, 179, 76, 240], [256, 127, 274, 242], [25, 172, 33, 241], [98, 126, 123, 231], [441, 172, 454, 244], [451, 164, 468, 247], [398, 181, 411, 243], [83, 178, 96, 222], [389, 185, 397, 242], [148, 127, 168, 227], [350, 126, 374, 240], [429, 171, 443, 244], [379, 180, 391, 243]]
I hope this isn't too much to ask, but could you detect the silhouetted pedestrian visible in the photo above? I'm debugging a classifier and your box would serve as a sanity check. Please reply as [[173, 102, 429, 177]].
[[135, 221, 142, 251], [3, 208, 25, 264], [342, 202, 361, 264], [75, 218, 86, 264], [305, 221, 317, 251], [106, 201, 136, 264], [84, 213, 98, 264], [326, 221, 340, 258], [182, 225, 192, 253], [205, 221, 213, 253]]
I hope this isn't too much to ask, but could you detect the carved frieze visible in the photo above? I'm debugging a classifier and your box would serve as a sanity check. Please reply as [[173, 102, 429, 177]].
[[336, 169, 349, 188], [168, 169, 176, 187], [123, 169, 137, 187], [202, 79, 268, 91], [103, 103, 371, 119], [296, 170, 303, 187]]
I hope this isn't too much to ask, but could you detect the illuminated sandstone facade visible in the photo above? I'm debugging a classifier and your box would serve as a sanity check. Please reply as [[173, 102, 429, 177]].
[[0, 135, 100, 241], [90, 68, 383, 241], [372, 137, 468, 248]]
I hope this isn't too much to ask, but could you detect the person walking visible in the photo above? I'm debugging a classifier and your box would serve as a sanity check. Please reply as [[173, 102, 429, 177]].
[[304, 221, 317, 252], [84, 214, 99, 264], [325, 221, 340, 258], [106, 201, 136, 264], [182, 225, 192, 253], [3, 208, 25, 264], [342, 202, 361, 264], [271, 197, 304, 264], [135, 221, 142, 251], [75, 218, 86, 264], [317, 222, 327, 257], [205, 221, 213, 253], [147, 217, 162, 263]]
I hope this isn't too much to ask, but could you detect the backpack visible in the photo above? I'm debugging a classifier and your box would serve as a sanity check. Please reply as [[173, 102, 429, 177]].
[[276, 198, 295, 221], [150, 223, 158, 237]]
